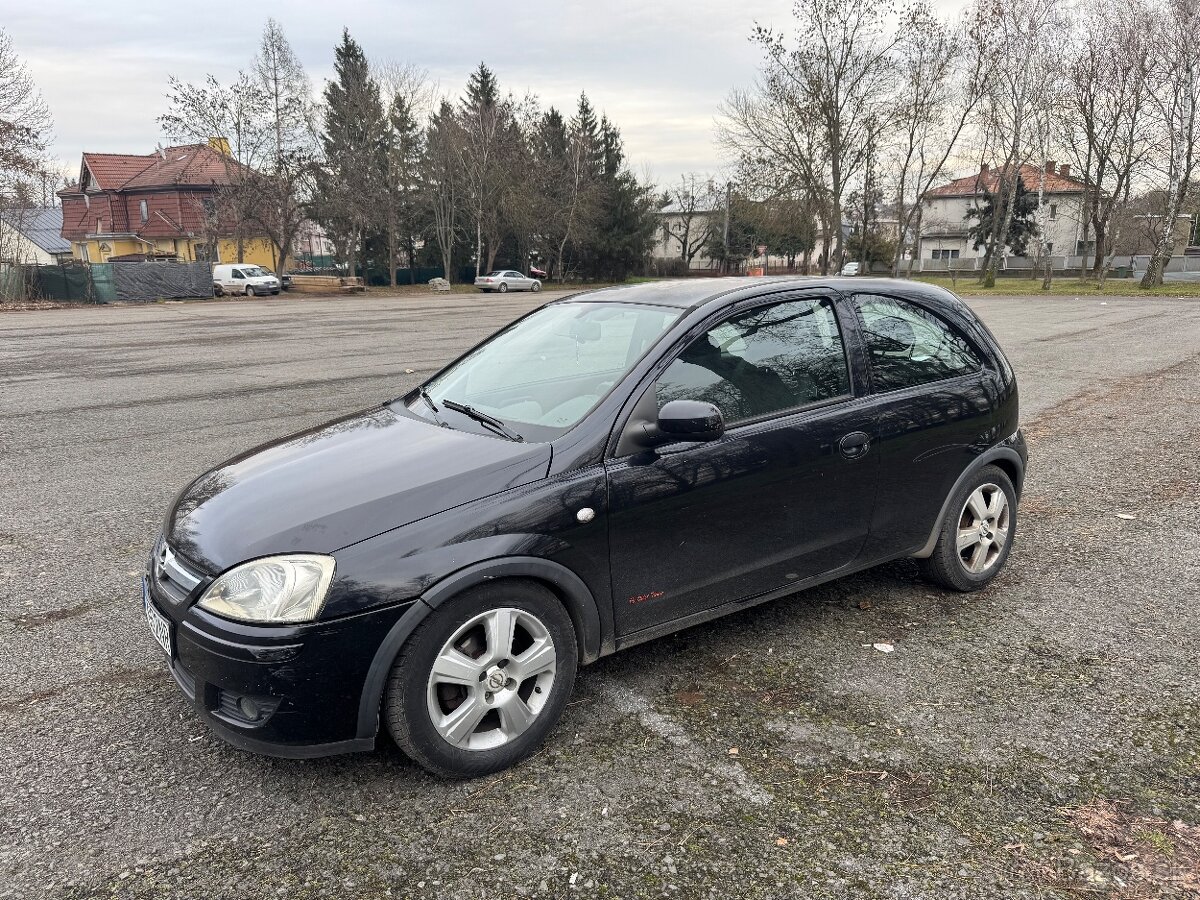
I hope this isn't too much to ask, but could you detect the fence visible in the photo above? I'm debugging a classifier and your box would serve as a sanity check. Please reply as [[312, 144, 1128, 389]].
[[0, 261, 214, 303]]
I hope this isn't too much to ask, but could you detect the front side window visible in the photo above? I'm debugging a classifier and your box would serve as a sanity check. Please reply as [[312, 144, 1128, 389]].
[[655, 297, 850, 424], [421, 302, 681, 440], [853, 294, 984, 392], [232, 269, 245, 279]]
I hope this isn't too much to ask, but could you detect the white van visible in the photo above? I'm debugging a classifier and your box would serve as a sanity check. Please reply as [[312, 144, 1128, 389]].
[[213, 264, 281, 297]]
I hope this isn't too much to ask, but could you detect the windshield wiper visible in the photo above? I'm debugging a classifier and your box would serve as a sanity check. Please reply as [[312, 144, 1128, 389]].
[[442, 399, 524, 442], [417, 388, 448, 427]]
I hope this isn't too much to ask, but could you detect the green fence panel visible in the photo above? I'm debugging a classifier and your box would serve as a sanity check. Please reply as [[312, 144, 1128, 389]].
[[89, 264, 116, 302]]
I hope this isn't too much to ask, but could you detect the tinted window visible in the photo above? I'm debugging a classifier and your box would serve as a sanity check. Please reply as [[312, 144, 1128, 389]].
[[232, 269, 245, 279], [853, 295, 984, 392], [656, 297, 849, 424]]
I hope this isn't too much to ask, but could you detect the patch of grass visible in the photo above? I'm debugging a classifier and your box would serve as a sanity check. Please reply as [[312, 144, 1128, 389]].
[[910, 274, 1200, 297]]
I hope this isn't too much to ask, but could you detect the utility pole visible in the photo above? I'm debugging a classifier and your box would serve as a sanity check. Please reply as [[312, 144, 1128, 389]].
[[723, 182, 732, 274]]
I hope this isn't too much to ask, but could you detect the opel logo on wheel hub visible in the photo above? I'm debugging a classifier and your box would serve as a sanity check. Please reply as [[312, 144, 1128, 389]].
[[487, 670, 507, 691]]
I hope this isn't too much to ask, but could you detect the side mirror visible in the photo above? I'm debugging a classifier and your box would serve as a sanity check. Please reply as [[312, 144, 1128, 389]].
[[657, 400, 724, 443]]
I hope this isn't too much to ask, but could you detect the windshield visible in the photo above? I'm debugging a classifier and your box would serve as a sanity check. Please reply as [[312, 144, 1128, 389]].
[[241, 266, 269, 277], [415, 302, 680, 441]]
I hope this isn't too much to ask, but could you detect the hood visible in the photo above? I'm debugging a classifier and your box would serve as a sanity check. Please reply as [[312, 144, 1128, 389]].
[[166, 405, 551, 573]]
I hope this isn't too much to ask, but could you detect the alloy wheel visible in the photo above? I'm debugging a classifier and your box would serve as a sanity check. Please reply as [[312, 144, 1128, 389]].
[[956, 483, 1010, 574], [426, 607, 557, 751]]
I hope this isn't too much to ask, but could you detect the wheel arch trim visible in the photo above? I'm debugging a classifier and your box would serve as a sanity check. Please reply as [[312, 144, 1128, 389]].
[[911, 446, 1025, 559], [354, 556, 603, 741]]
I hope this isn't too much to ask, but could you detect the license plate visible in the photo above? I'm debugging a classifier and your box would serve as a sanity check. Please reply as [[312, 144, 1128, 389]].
[[143, 582, 172, 657]]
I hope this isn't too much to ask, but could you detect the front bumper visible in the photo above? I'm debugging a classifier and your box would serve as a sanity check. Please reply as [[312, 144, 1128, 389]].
[[145, 574, 414, 757]]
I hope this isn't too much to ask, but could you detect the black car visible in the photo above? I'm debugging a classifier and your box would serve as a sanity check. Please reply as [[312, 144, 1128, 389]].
[[144, 278, 1026, 777]]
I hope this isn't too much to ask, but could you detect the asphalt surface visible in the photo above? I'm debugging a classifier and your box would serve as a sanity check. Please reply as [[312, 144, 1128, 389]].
[[1, 288, 1198, 899]]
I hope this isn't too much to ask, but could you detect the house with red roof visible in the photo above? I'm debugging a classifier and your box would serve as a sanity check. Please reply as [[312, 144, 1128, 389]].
[[57, 140, 277, 268], [920, 161, 1090, 266]]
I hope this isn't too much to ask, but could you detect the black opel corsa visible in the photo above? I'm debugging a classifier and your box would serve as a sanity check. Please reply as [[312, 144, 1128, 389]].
[[144, 278, 1027, 777]]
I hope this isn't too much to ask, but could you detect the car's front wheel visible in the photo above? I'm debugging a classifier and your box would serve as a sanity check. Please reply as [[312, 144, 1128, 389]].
[[498, 282, 508, 293], [244, 285, 254, 297], [384, 580, 577, 777], [531, 281, 541, 292], [919, 464, 1017, 591]]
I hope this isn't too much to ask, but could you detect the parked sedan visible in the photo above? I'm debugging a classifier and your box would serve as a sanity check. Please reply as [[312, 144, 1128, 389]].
[[474, 270, 542, 293], [143, 277, 1025, 777]]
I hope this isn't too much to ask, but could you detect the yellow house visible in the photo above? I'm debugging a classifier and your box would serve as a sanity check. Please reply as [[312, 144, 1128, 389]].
[[58, 142, 278, 269]]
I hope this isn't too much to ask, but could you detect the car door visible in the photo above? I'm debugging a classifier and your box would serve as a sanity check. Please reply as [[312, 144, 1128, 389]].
[[846, 292, 999, 560], [605, 292, 880, 638], [230, 268, 245, 290], [510, 271, 529, 290]]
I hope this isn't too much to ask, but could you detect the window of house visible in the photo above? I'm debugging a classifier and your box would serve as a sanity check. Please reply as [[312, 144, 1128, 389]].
[[655, 297, 850, 424], [853, 295, 984, 392], [930, 249, 960, 260], [1049, 204, 1057, 220], [140, 200, 148, 223]]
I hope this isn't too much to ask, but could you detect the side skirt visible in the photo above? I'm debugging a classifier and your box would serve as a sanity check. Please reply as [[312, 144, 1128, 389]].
[[612, 547, 923, 654]]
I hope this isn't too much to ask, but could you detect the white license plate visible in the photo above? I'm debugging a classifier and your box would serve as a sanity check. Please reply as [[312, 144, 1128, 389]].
[[143, 587, 172, 657]]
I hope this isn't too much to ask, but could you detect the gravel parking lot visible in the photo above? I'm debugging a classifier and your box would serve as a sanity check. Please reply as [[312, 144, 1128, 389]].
[[1, 288, 1198, 898]]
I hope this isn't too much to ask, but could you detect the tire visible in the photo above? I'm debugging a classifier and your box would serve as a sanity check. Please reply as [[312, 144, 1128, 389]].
[[918, 464, 1017, 592], [498, 282, 508, 293], [531, 281, 541, 292], [384, 580, 578, 778], [245, 286, 254, 297]]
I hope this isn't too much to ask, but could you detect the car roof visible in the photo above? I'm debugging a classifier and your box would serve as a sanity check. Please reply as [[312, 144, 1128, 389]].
[[554, 276, 960, 312]]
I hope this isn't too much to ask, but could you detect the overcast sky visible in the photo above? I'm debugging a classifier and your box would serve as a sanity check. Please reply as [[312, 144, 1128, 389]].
[[10, 0, 967, 187]]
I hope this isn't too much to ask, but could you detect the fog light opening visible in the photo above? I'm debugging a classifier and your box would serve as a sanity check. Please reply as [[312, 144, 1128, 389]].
[[237, 697, 260, 721]]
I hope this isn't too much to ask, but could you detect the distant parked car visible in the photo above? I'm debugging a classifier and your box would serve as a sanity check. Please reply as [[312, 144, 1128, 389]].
[[840, 262, 861, 276], [529, 265, 548, 278], [280, 273, 293, 291], [474, 270, 542, 293], [213, 264, 280, 297]]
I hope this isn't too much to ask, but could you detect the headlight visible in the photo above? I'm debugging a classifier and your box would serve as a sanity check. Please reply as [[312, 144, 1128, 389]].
[[197, 554, 335, 624]]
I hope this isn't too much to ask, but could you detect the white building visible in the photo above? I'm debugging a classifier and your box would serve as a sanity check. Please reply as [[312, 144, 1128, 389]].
[[0, 206, 72, 265], [651, 204, 722, 271], [920, 162, 1090, 266]]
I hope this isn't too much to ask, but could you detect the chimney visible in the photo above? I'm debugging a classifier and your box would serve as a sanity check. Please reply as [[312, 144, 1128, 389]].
[[1059, 164, 1070, 178], [1045, 160, 1056, 174]]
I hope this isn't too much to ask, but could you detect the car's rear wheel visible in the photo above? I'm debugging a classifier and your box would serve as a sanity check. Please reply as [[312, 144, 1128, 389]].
[[213, 284, 224, 297], [384, 580, 577, 777], [919, 464, 1016, 591], [498, 282, 508, 293]]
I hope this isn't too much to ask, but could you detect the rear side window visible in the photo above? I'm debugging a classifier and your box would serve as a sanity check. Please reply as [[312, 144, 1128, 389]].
[[853, 295, 984, 392], [656, 297, 850, 424]]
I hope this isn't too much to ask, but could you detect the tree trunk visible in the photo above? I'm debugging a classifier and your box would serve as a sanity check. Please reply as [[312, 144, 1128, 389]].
[[1140, 180, 1184, 288], [475, 215, 483, 277]]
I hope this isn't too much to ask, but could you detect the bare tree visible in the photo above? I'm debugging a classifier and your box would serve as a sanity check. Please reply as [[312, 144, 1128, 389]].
[[248, 19, 318, 273], [752, 0, 897, 271], [1059, 0, 1154, 282], [886, 2, 988, 276], [664, 174, 719, 267], [1139, 0, 1199, 288], [423, 101, 464, 282], [160, 72, 266, 263], [0, 28, 52, 198]]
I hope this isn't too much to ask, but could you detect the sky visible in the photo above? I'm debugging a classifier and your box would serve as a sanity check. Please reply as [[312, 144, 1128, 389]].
[[8, 0, 967, 188]]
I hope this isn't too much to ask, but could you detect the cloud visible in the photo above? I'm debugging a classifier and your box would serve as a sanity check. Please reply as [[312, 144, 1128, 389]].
[[9, 0, 966, 185]]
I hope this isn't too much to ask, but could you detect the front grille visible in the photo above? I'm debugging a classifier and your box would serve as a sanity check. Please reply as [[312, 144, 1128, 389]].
[[150, 537, 206, 607]]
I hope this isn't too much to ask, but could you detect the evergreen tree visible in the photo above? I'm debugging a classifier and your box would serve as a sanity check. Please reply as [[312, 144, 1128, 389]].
[[317, 29, 386, 278], [965, 176, 1039, 257]]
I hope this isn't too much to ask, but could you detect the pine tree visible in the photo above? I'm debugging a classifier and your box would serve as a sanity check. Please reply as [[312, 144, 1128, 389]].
[[318, 29, 386, 279], [965, 176, 1040, 258]]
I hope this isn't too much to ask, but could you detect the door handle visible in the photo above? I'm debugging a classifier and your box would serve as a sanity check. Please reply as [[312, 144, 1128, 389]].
[[839, 431, 872, 459]]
